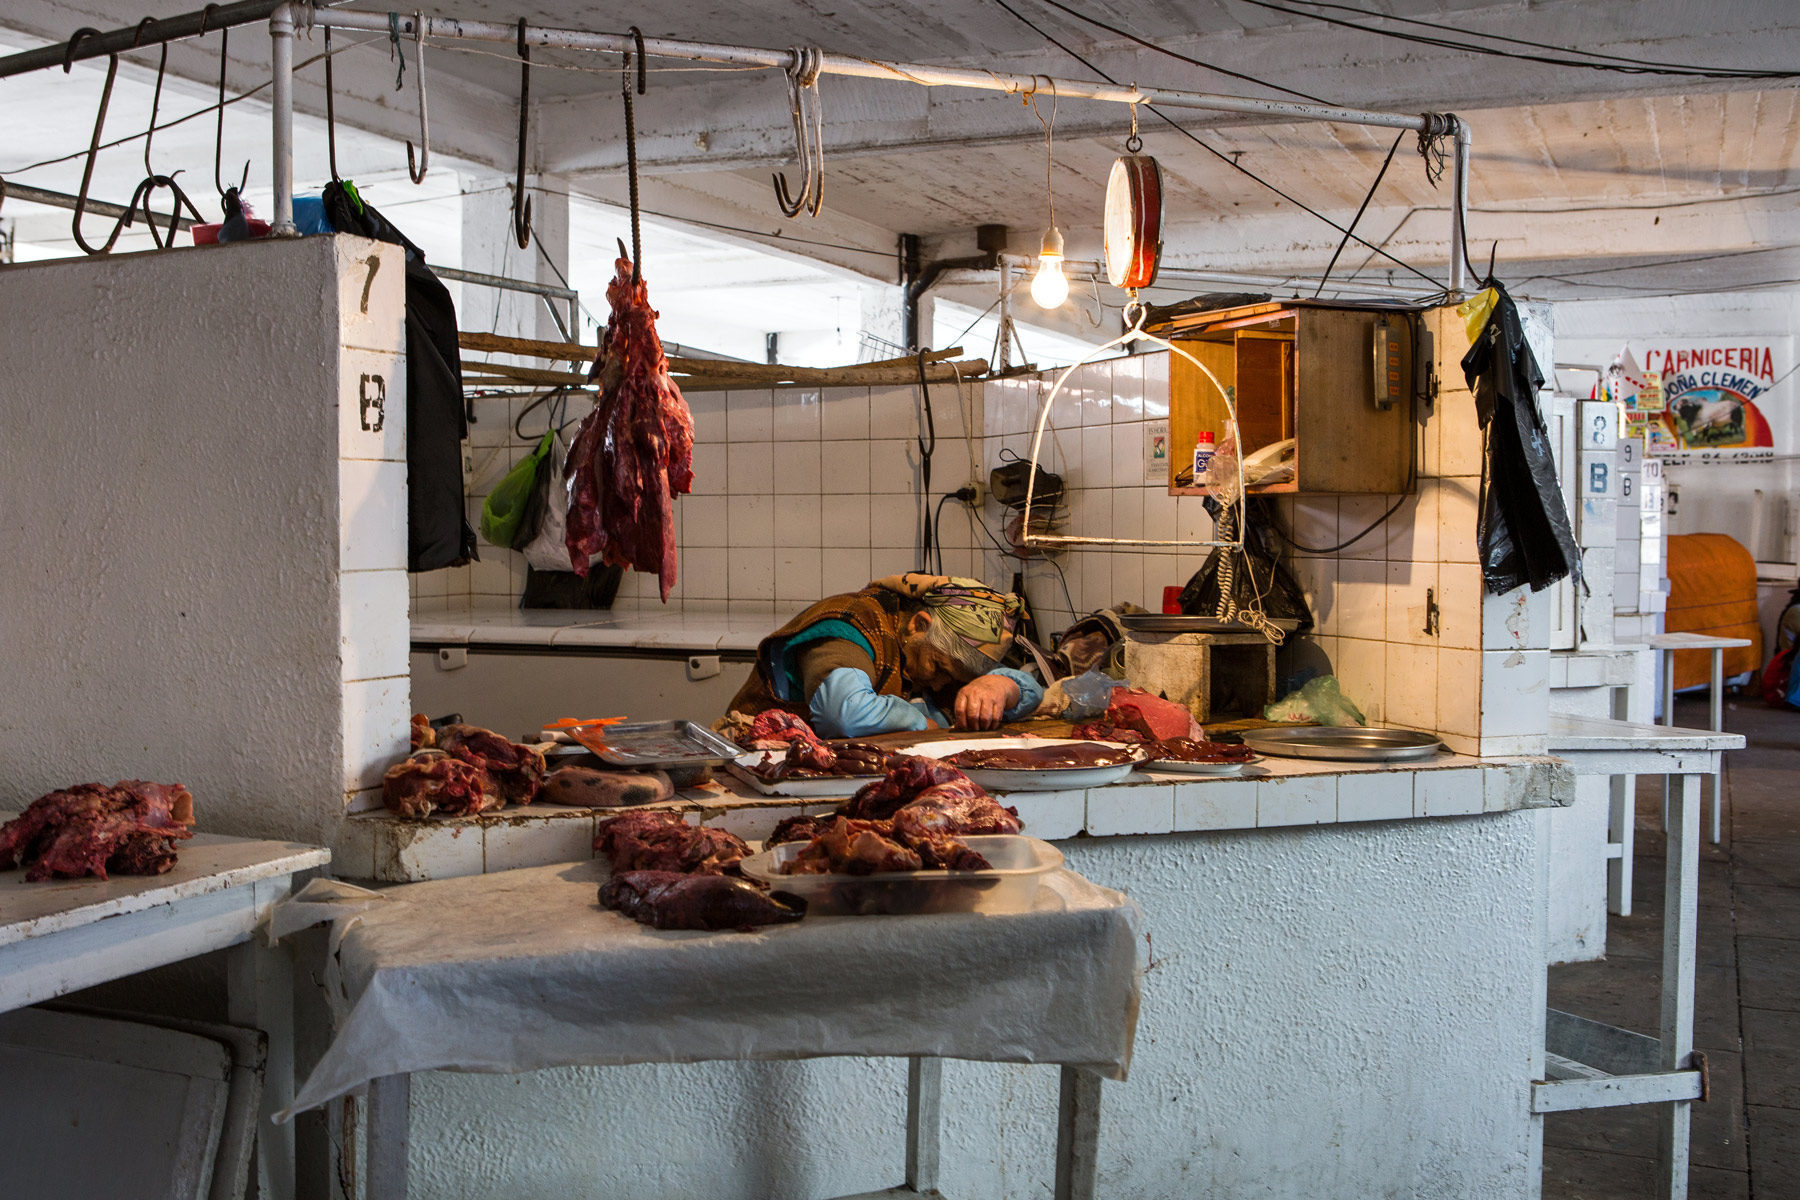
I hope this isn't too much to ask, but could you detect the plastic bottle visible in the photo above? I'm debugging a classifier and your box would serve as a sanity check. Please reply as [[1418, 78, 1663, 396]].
[[1192, 430, 1216, 485]]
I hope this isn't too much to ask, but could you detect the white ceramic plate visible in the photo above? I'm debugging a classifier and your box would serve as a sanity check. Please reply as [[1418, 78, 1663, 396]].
[[892, 737, 1149, 792], [724, 753, 880, 798], [1143, 753, 1264, 776]]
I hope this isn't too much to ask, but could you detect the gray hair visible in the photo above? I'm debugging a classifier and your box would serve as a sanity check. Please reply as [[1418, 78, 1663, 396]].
[[921, 610, 994, 682]]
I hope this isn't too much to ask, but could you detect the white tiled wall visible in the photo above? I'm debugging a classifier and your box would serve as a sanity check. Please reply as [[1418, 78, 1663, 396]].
[[434, 299, 1553, 756], [432, 382, 987, 617], [339, 238, 412, 813]]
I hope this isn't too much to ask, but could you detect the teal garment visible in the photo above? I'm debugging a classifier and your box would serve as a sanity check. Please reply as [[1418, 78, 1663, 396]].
[[763, 619, 875, 705]]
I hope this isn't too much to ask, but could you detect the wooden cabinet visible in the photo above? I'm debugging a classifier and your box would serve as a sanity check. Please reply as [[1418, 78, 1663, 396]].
[[1156, 300, 1418, 496]]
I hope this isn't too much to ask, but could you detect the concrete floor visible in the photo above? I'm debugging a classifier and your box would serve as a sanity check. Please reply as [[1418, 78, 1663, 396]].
[[1545, 696, 1800, 1200]]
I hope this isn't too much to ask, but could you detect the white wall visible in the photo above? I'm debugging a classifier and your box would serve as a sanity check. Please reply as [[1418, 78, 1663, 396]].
[[0, 237, 409, 846], [406, 813, 1547, 1199]]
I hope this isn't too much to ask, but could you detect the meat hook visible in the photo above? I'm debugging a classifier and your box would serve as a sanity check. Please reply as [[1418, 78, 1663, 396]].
[[772, 45, 824, 218], [511, 19, 532, 248], [621, 27, 647, 282], [61, 26, 102, 73], [202, 5, 249, 199], [405, 11, 430, 184], [70, 54, 122, 255]]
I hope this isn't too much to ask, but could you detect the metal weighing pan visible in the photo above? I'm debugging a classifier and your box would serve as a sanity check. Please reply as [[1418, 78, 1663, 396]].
[[1239, 726, 1445, 762], [584, 720, 744, 768], [1121, 614, 1302, 634]]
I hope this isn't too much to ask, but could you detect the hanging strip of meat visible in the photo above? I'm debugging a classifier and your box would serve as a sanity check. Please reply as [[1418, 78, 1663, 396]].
[[564, 255, 696, 601]]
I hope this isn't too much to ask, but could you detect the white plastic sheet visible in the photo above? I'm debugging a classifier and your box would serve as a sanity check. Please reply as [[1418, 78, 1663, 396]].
[[283, 860, 1141, 1119], [262, 877, 389, 944]]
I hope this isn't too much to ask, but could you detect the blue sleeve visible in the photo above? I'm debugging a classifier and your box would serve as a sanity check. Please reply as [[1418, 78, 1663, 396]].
[[809, 667, 930, 738], [989, 667, 1044, 722]]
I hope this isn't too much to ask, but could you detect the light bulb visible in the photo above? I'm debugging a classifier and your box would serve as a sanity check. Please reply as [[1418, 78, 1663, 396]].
[[1031, 226, 1069, 309]]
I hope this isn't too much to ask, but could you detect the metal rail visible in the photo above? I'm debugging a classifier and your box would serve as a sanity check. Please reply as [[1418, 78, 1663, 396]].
[[0, 1, 1474, 290], [291, 5, 1473, 289]]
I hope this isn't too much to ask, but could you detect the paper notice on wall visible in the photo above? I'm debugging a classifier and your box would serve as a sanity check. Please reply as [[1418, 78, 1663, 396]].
[[1635, 370, 1666, 413], [1144, 420, 1169, 483]]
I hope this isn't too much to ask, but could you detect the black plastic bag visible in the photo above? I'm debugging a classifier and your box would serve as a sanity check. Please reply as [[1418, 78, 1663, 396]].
[[1179, 498, 1313, 632], [1460, 282, 1579, 594]]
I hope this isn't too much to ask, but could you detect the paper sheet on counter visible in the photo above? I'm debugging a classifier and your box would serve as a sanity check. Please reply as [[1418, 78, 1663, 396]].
[[283, 860, 1142, 1118]]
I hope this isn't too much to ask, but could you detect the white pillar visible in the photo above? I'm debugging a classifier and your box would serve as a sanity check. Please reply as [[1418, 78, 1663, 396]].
[[460, 173, 574, 344]]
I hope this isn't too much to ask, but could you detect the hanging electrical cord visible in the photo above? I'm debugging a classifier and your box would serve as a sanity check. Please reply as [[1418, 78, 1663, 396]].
[[915, 347, 939, 574], [1314, 129, 1403, 297], [985, 0, 1445, 290], [1243, 0, 1799, 80]]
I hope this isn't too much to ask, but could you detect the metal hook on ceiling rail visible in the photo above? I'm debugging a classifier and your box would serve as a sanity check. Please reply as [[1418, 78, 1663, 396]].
[[511, 19, 531, 248], [406, 10, 429, 183], [70, 53, 122, 254], [772, 45, 824, 218], [621, 26, 646, 281]]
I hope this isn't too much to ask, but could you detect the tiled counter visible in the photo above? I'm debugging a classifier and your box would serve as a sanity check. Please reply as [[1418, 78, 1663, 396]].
[[334, 750, 1573, 882]]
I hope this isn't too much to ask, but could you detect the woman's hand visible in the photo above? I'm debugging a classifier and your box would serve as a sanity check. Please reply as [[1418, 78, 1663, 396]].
[[953, 674, 1021, 731]]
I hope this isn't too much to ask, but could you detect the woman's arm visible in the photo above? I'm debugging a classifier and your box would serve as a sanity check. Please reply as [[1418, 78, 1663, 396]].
[[808, 667, 930, 738]]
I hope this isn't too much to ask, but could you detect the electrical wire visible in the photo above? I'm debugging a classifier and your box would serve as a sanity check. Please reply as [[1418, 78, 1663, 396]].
[[1253, 0, 1799, 81], [915, 348, 940, 574], [967, 501, 1078, 616], [985, 0, 1445, 290], [1314, 129, 1403, 298], [1028, 0, 1338, 105]]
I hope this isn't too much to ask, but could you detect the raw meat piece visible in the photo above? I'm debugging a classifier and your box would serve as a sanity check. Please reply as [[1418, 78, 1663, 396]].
[[541, 766, 673, 808], [600, 870, 804, 931], [767, 813, 833, 845], [0, 781, 196, 882], [786, 817, 922, 876], [436, 724, 546, 805], [1154, 738, 1254, 764], [594, 810, 749, 875], [410, 713, 436, 750], [1101, 688, 1201, 744], [382, 750, 500, 819], [839, 756, 972, 821], [1068, 721, 1148, 745], [837, 756, 1020, 837], [906, 832, 992, 871], [739, 710, 837, 773], [942, 743, 1138, 769], [564, 256, 696, 601], [889, 780, 1022, 839]]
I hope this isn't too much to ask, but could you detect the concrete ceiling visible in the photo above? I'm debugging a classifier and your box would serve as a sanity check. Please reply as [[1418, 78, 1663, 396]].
[[2, 0, 1797, 312]]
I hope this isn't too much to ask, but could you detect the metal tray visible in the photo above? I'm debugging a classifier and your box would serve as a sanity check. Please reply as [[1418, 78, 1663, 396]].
[[1121, 613, 1302, 634], [1239, 726, 1445, 762], [584, 720, 743, 768], [1145, 754, 1264, 776]]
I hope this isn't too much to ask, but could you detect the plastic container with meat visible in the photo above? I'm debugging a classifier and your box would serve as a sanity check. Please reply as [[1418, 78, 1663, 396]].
[[738, 834, 1062, 917]]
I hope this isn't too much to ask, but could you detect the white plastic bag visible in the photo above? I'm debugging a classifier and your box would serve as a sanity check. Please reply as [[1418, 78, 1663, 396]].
[[520, 430, 579, 572]]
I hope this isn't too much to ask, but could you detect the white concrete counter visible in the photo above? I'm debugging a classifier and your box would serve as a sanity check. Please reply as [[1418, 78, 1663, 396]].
[[413, 602, 786, 653], [333, 750, 1572, 882]]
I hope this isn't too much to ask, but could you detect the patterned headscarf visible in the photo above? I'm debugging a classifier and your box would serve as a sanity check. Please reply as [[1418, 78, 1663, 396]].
[[873, 573, 1022, 675]]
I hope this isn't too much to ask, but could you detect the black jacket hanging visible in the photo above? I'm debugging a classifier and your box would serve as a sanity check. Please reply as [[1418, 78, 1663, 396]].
[[321, 182, 478, 572], [1461, 281, 1579, 595]]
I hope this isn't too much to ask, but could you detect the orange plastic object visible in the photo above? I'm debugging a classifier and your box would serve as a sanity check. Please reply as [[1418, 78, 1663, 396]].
[[1666, 533, 1763, 687], [546, 717, 627, 756]]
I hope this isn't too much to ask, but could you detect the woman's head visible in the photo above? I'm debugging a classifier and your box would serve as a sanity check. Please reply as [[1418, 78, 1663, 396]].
[[878, 574, 1023, 688]]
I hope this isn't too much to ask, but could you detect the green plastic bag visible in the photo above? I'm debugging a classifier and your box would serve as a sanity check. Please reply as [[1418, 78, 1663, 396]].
[[480, 432, 554, 548], [1263, 675, 1366, 726]]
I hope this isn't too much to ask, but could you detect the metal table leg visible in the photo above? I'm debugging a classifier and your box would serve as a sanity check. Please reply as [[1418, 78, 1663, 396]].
[[1660, 649, 1675, 832], [227, 878, 296, 1200], [1708, 648, 1725, 845], [1657, 773, 1700, 1199], [906, 1057, 942, 1195], [1608, 774, 1634, 917], [367, 1074, 411, 1200], [1053, 1066, 1103, 1200]]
